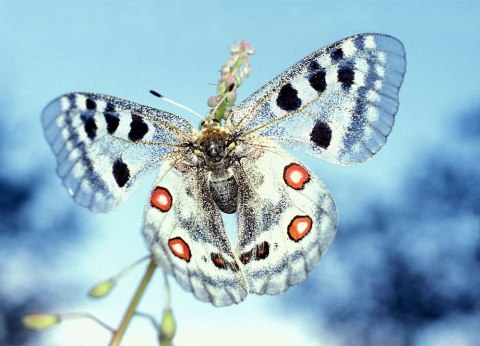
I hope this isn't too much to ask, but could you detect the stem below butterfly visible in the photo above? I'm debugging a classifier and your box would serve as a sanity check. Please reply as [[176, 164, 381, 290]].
[[109, 259, 157, 346]]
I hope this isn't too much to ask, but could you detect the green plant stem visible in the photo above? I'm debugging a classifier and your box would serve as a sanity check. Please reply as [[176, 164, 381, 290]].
[[109, 259, 157, 346]]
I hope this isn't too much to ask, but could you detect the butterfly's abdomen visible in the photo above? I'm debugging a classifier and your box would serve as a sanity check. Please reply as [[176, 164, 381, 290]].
[[209, 169, 238, 214]]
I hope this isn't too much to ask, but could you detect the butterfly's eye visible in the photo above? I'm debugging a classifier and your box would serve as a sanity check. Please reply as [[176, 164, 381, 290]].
[[200, 121, 206, 128]]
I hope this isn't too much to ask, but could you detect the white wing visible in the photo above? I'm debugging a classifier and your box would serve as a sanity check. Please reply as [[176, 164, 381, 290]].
[[144, 160, 248, 307], [234, 146, 337, 295], [228, 33, 406, 165], [42, 92, 196, 212]]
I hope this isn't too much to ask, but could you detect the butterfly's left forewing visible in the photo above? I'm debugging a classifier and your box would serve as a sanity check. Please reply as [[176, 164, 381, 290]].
[[233, 146, 337, 295]]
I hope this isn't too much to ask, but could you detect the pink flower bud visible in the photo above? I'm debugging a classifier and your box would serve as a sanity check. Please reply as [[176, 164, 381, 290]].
[[207, 96, 220, 107], [225, 75, 235, 87]]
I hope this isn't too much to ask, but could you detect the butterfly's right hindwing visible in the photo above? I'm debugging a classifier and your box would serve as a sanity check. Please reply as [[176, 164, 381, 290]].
[[42, 92, 195, 212]]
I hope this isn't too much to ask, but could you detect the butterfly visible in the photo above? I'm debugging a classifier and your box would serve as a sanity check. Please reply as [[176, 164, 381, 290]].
[[42, 33, 406, 306]]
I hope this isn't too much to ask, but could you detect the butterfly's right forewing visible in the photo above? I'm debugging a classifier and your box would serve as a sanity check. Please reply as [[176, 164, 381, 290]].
[[42, 92, 195, 212]]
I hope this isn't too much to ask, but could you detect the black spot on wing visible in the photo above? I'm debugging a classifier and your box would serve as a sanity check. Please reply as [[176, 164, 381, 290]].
[[128, 114, 148, 141], [276, 83, 302, 111], [86, 98, 97, 110], [308, 69, 327, 93], [240, 249, 253, 265], [331, 48, 344, 61], [310, 120, 332, 149], [105, 102, 115, 112], [112, 159, 130, 187], [255, 241, 270, 260], [338, 66, 355, 89], [211, 253, 239, 272], [308, 60, 320, 72], [104, 112, 120, 134], [83, 116, 97, 140], [240, 241, 270, 265]]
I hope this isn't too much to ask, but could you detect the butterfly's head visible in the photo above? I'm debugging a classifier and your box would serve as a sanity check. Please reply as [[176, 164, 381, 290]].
[[194, 120, 235, 166]]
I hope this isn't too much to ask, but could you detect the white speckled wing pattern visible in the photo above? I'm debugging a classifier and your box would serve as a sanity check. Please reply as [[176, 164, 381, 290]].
[[143, 161, 248, 307], [227, 33, 406, 165], [234, 147, 337, 295], [41, 92, 195, 212], [143, 146, 336, 306]]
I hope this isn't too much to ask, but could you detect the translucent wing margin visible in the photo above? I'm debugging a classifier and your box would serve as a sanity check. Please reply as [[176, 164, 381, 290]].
[[144, 161, 248, 306], [42, 92, 195, 212], [228, 33, 406, 165]]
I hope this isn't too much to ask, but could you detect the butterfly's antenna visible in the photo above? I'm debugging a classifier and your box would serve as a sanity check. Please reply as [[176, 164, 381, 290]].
[[150, 90, 204, 121]]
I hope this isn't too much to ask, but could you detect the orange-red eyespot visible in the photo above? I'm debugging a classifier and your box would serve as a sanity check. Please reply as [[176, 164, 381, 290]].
[[211, 253, 240, 271], [283, 163, 310, 190], [240, 251, 252, 265], [211, 253, 226, 269], [151, 187, 172, 212], [287, 215, 313, 242], [168, 237, 191, 262]]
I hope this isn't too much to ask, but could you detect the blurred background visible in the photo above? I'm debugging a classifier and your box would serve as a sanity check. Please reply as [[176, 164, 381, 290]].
[[1, 1, 479, 345]]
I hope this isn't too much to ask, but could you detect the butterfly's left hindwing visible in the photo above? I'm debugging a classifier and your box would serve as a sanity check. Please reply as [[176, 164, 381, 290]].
[[42, 92, 195, 212], [233, 146, 337, 295], [143, 161, 248, 307]]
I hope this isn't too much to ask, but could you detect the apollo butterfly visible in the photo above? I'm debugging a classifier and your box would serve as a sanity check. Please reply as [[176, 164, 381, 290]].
[[42, 33, 406, 306]]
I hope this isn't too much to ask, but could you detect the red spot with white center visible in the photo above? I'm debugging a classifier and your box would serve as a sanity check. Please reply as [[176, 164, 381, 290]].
[[283, 163, 310, 190], [168, 237, 191, 262], [151, 187, 172, 212], [287, 215, 313, 242]]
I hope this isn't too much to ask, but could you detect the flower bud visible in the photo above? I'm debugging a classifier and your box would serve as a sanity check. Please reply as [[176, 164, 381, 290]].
[[225, 75, 235, 87], [221, 65, 230, 74], [207, 96, 220, 107], [226, 91, 237, 105], [243, 65, 251, 77], [23, 313, 60, 331], [89, 278, 115, 298], [217, 81, 227, 95], [160, 308, 176, 341]]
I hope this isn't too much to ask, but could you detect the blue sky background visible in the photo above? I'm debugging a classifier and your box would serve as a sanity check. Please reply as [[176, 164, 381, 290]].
[[1, 1, 479, 345]]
